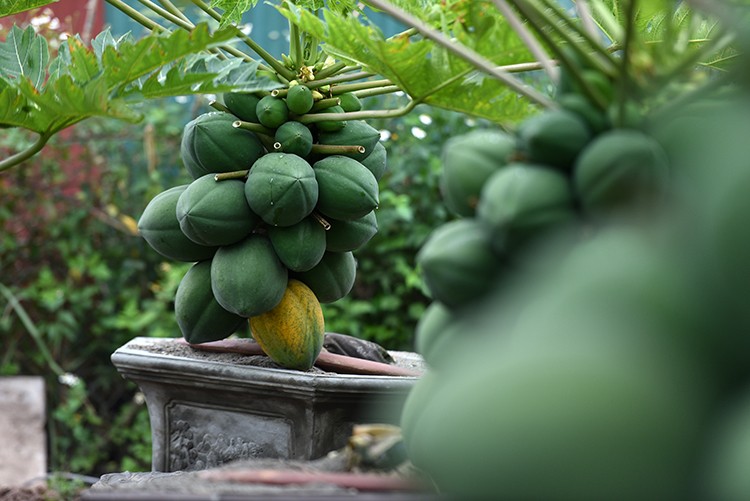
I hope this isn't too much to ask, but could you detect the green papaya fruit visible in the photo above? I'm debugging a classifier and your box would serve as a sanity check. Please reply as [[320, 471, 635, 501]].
[[245, 153, 319, 227], [581, 68, 615, 105], [175, 260, 245, 344], [137, 185, 218, 262], [325, 210, 378, 252], [338, 92, 362, 112], [573, 129, 670, 217], [315, 105, 346, 132], [555, 46, 589, 98], [313, 155, 379, 220], [400, 369, 440, 455], [268, 217, 327, 272], [440, 129, 516, 217], [176, 174, 260, 246], [210, 234, 288, 317], [222, 92, 261, 123], [516, 109, 592, 171], [180, 112, 266, 179], [360, 141, 387, 181], [476, 163, 577, 256], [274, 121, 313, 157], [701, 387, 750, 501], [414, 301, 455, 368], [416, 219, 499, 310], [256, 95, 289, 128], [557, 93, 611, 135], [294, 251, 356, 303], [407, 334, 703, 500], [286, 84, 314, 115], [317, 120, 380, 161]]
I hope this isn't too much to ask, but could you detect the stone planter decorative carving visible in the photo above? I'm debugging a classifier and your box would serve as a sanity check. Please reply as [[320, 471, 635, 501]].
[[111, 337, 422, 472]]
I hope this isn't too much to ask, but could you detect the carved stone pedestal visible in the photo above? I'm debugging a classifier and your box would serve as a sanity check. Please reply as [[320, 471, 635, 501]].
[[111, 337, 422, 472]]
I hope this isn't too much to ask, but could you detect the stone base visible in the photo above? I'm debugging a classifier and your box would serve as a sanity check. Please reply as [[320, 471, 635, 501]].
[[111, 337, 422, 472], [0, 377, 46, 487]]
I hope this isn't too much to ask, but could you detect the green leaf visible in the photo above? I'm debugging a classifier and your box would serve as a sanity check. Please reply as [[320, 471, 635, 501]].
[[0, 23, 250, 135], [100, 24, 238, 94], [210, 0, 258, 28], [0, 0, 58, 17], [282, 5, 538, 125], [0, 25, 49, 89]]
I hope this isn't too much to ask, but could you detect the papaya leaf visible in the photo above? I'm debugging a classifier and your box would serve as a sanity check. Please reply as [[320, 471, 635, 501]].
[[0, 22, 269, 155], [210, 0, 258, 28], [0, 25, 49, 89], [0, 0, 58, 17], [281, 4, 538, 125]]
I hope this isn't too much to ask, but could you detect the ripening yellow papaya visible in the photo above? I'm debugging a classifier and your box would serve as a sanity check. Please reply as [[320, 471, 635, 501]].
[[249, 279, 325, 370]]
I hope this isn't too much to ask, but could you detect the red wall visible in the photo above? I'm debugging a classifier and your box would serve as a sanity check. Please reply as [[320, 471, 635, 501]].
[[2, 0, 105, 41]]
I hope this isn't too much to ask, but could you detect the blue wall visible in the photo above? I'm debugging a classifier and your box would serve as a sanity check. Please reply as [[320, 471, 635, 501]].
[[103, 1, 405, 60]]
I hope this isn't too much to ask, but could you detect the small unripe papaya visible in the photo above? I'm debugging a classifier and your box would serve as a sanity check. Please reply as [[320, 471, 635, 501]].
[[294, 251, 356, 303], [210, 234, 288, 317], [256, 95, 289, 128], [516, 109, 591, 171], [440, 129, 516, 217], [245, 153, 319, 227], [137, 185, 218, 262], [175, 260, 245, 344], [416, 219, 499, 310], [313, 155, 379, 220], [286, 84, 314, 115], [573, 129, 670, 217], [315, 105, 346, 132], [338, 92, 362, 112], [274, 121, 313, 157], [268, 217, 327, 272], [223, 92, 261, 122], [176, 174, 260, 246], [180, 112, 265, 179]]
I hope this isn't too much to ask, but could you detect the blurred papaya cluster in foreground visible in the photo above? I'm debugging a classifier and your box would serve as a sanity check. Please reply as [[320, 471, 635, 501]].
[[400, 8, 750, 501]]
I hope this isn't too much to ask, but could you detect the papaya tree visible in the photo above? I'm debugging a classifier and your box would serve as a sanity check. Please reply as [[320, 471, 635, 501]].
[[3, 0, 747, 491]]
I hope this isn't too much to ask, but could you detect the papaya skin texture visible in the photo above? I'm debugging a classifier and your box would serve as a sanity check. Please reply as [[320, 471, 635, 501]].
[[249, 279, 325, 370]]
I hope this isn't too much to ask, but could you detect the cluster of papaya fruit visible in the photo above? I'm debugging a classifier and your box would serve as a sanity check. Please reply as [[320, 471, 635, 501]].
[[137, 82, 387, 370], [414, 64, 671, 369]]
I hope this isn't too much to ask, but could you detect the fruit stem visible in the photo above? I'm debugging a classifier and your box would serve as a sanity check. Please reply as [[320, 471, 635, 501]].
[[534, 0, 619, 74], [330, 79, 394, 95], [354, 85, 401, 99], [310, 97, 342, 112], [214, 170, 250, 181], [189, 0, 295, 79], [310, 144, 366, 155], [105, 0, 168, 34], [232, 120, 275, 136], [157, 0, 192, 23], [209, 100, 231, 113], [0, 130, 54, 173], [491, 0, 558, 82], [361, 0, 555, 108], [508, 0, 608, 109], [290, 21, 304, 71], [297, 100, 419, 124], [106, 0, 257, 65], [614, 0, 637, 127], [312, 212, 332, 230], [305, 71, 378, 90], [314, 61, 347, 81]]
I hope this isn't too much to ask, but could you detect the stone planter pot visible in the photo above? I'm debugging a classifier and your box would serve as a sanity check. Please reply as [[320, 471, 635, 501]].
[[111, 337, 423, 473]]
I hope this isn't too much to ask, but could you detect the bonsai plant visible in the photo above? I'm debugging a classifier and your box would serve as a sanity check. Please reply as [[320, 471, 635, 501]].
[[3, 0, 745, 492]]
